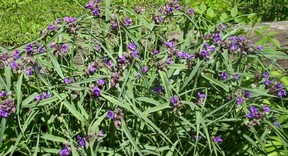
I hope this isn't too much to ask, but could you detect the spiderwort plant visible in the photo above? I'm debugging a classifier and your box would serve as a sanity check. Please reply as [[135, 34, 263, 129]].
[[0, 0, 287, 155]]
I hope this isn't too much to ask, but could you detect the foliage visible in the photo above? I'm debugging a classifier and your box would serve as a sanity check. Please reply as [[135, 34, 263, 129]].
[[0, 0, 288, 155]]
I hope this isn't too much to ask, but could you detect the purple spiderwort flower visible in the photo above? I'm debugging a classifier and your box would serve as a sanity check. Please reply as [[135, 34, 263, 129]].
[[107, 110, 114, 119], [220, 72, 228, 80], [236, 97, 244, 105], [154, 50, 160, 55], [47, 24, 55, 30], [167, 57, 173, 64], [35, 95, 43, 101], [213, 136, 223, 143], [165, 41, 175, 48], [238, 36, 246, 42], [92, 8, 100, 16], [38, 45, 45, 53], [230, 44, 238, 51], [25, 44, 34, 54], [262, 105, 270, 113], [64, 17, 76, 24], [0, 91, 6, 97], [257, 45, 263, 51], [88, 64, 97, 74], [61, 44, 68, 52], [142, 66, 149, 73], [92, 87, 101, 97], [187, 8, 194, 15], [64, 78, 74, 84], [118, 56, 126, 63], [95, 45, 101, 51], [13, 50, 21, 59], [274, 121, 280, 127], [26, 67, 33, 76], [220, 24, 227, 30], [10, 61, 17, 69], [247, 106, 258, 119], [263, 72, 269, 78], [77, 135, 86, 147], [198, 92, 206, 99], [200, 50, 209, 59], [177, 52, 189, 59], [244, 91, 252, 99], [124, 17, 132, 26], [170, 95, 179, 104], [59, 146, 71, 156], [278, 89, 286, 98], [128, 43, 137, 51], [0, 107, 8, 118], [132, 50, 140, 58], [97, 78, 105, 85], [85, 0, 95, 9], [264, 78, 271, 86], [43, 92, 51, 99]]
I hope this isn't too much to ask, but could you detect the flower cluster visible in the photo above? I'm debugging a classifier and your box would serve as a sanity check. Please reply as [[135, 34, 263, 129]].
[[107, 109, 124, 128], [50, 42, 68, 56], [63, 16, 79, 34], [247, 105, 270, 128], [47, 18, 61, 32], [85, 0, 102, 16], [170, 95, 182, 111], [0, 99, 15, 118]]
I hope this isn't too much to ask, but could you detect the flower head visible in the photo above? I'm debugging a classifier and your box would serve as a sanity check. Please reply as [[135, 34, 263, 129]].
[[107, 110, 114, 119], [220, 72, 228, 80], [213, 136, 223, 143], [187, 8, 194, 15], [97, 78, 105, 85], [170, 95, 179, 104], [77, 135, 86, 147], [59, 146, 71, 156], [0, 91, 6, 97], [141, 66, 149, 73], [13, 50, 21, 59]]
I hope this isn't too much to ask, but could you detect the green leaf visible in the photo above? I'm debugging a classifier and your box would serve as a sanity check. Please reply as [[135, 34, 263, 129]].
[[202, 74, 229, 92], [207, 7, 215, 17], [220, 13, 228, 21], [41, 134, 66, 143], [62, 101, 87, 123], [271, 39, 281, 48], [230, 6, 238, 17], [200, 2, 207, 12]]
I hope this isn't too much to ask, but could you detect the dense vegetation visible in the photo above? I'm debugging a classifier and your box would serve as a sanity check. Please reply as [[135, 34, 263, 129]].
[[0, 0, 287, 155], [1, 0, 288, 46]]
